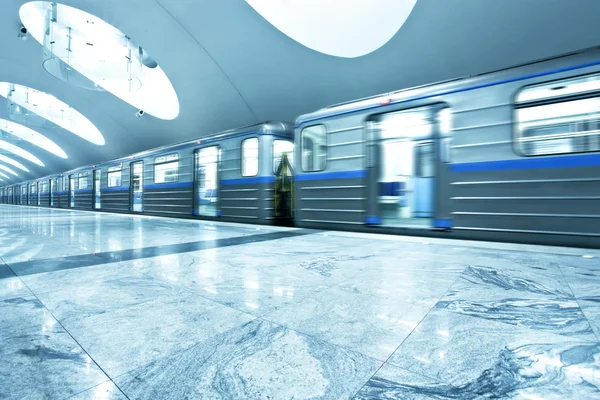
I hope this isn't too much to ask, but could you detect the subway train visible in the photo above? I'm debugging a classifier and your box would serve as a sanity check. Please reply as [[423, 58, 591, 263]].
[[2, 47, 600, 248]]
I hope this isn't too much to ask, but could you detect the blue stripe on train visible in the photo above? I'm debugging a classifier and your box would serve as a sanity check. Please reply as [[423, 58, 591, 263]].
[[102, 186, 129, 192], [220, 176, 275, 185], [295, 170, 366, 181], [451, 153, 600, 172], [145, 182, 193, 190]]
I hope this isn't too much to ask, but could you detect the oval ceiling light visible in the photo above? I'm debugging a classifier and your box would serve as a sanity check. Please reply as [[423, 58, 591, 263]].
[[20, 2, 180, 120], [0, 118, 67, 158], [245, 0, 417, 58], [0, 140, 44, 166], [0, 164, 18, 177], [0, 83, 105, 146], [0, 154, 29, 172]]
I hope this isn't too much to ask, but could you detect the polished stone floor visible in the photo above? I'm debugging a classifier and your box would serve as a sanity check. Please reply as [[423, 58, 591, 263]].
[[1, 205, 599, 399]]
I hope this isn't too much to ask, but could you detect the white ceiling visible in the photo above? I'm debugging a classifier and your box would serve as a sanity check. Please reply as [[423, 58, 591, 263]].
[[0, 0, 599, 183]]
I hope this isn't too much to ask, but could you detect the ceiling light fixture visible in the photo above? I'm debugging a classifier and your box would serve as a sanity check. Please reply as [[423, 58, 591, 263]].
[[0, 154, 29, 172], [0, 118, 67, 158], [0, 140, 44, 166], [0, 83, 105, 146], [0, 164, 18, 176], [0, 171, 10, 180], [20, 2, 180, 120], [245, 0, 417, 58]]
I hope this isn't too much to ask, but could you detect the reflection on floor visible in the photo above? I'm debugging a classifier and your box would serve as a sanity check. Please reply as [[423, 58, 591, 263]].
[[0, 205, 599, 399]]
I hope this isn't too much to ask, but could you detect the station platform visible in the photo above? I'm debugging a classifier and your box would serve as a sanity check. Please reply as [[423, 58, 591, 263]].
[[1, 205, 599, 399]]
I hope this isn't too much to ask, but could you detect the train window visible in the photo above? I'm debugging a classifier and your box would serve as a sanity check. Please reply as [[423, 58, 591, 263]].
[[301, 125, 327, 172], [154, 153, 179, 183], [78, 172, 88, 190], [30, 183, 36, 194], [515, 74, 600, 156], [241, 138, 259, 177], [415, 142, 435, 178], [273, 140, 294, 173], [107, 171, 122, 187], [41, 181, 48, 193]]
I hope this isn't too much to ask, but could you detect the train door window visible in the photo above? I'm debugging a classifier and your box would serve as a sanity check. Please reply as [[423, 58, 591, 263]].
[[195, 146, 219, 217], [50, 179, 54, 206], [300, 125, 326, 172], [30, 183, 36, 205], [373, 106, 439, 228], [94, 169, 101, 209], [154, 153, 178, 183], [273, 140, 294, 173], [515, 73, 600, 156], [69, 175, 75, 207], [131, 161, 144, 212], [241, 138, 259, 177], [41, 181, 48, 205], [107, 165, 123, 187], [21, 185, 26, 204], [78, 172, 88, 190]]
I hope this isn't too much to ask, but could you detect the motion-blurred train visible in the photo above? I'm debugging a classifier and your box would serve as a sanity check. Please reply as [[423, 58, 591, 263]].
[[2, 48, 600, 248]]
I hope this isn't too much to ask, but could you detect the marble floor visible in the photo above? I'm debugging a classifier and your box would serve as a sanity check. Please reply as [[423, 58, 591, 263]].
[[0, 205, 599, 400]]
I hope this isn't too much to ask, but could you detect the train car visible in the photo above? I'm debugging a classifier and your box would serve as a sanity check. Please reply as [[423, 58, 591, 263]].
[[2, 122, 294, 225], [294, 47, 600, 248]]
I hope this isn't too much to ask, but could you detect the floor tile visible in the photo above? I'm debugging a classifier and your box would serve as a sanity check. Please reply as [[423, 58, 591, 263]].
[[0, 323, 109, 400], [60, 292, 255, 377], [354, 362, 474, 399], [0, 295, 56, 336], [356, 356, 600, 400], [579, 297, 600, 340], [68, 381, 128, 400], [387, 309, 599, 389], [265, 287, 430, 360], [194, 273, 331, 316], [34, 269, 191, 324], [0, 276, 30, 301], [115, 319, 381, 400], [337, 262, 463, 308]]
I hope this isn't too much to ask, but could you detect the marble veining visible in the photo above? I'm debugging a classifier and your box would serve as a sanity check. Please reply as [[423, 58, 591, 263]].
[[116, 319, 381, 399], [359, 342, 600, 399], [1, 205, 599, 399]]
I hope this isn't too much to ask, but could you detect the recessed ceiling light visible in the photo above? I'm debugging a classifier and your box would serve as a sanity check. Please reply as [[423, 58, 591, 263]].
[[245, 0, 417, 58], [582, 255, 594, 259], [0, 164, 18, 176], [0, 118, 66, 159], [20, 1, 180, 120], [0, 154, 29, 172], [0, 82, 104, 146], [0, 139, 44, 166]]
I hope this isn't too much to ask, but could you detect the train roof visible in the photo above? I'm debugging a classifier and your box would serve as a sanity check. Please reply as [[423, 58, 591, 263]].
[[295, 46, 600, 127], [9, 121, 294, 184]]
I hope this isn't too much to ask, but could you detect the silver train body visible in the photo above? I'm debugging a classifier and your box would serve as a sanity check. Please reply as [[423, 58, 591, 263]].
[[293, 48, 600, 247], [1, 123, 294, 225], [2, 48, 600, 247]]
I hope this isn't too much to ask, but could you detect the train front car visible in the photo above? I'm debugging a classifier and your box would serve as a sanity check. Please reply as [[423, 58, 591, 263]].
[[102, 121, 295, 225], [294, 47, 600, 248]]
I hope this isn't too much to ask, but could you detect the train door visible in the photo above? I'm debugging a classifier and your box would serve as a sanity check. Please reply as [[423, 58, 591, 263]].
[[93, 169, 101, 209], [366, 105, 447, 229], [194, 146, 219, 217], [50, 179, 54, 206], [69, 175, 75, 208], [273, 140, 295, 225], [130, 161, 143, 212]]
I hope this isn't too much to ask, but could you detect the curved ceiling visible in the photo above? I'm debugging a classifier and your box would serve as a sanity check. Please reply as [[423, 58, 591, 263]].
[[0, 0, 599, 184]]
